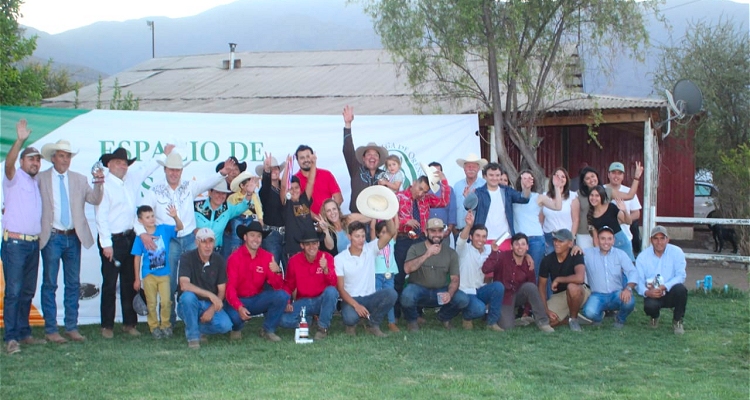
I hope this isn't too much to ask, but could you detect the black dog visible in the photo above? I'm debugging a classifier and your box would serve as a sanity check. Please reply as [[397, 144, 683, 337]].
[[710, 224, 738, 253]]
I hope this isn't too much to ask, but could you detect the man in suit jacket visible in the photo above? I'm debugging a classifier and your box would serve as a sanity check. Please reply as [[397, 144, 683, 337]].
[[38, 140, 104, 343]]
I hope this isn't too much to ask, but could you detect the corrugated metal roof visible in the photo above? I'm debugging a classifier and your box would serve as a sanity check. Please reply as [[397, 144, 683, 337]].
[[43, 49, 664, 115], [548, 93, 666, 112]]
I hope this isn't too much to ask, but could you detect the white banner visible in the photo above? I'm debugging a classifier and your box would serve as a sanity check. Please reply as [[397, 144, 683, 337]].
[[4, 109, 480, 326]]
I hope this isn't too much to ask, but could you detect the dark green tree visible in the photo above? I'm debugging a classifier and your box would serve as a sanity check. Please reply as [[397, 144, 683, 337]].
[[0, 0, 43, 105]]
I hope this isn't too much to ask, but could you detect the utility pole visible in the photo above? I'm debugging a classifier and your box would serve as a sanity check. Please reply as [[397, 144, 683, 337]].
[[146, 21, 155, 58]]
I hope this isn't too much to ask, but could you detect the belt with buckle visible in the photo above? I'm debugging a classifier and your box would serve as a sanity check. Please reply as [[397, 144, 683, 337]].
[[3, 230, 39, 241], [266, 225, 285, 235], [51, 228, 76, 235], [112, 229, 134, 239]]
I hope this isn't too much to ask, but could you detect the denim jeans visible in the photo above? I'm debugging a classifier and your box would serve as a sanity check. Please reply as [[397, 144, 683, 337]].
[[375, 274, 396, 324], [400, 283, 469, 323], [527, 235, 545, 282], [177, 292, 232, 342], [614, 230, 636, 262], [461, 282, 505, 325], [341, 288, 398, 327], [279, 286, 338, 329], [224, 289, 290, 333], [223, 216, 251, 260], [2, 238, 40, 342], [582, 290, 636, 323], [169, 233, 196, 326], [543, 232, 554, 255], [261, 229, 285, 269], [41, 232, 82, 334]]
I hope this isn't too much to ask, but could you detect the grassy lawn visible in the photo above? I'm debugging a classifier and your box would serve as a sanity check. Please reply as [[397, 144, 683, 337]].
[[1, 291, 748, 399]]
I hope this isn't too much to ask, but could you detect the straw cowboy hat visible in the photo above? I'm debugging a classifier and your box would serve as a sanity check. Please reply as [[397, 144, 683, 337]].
[[420, 162, 441, 193], [230, 171, 258, 192], [456, 153, 488, 169], [210, 181, 232, 193], [356, 185, 399, 220], [41, 139, 78, 161], [254, 156, 287, 176], [355, 142, 389, 168], [99, 147, 136, 167], [156, 152, 191, 169]]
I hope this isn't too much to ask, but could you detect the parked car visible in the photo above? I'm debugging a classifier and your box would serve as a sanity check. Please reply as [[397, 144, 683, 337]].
[[694, 181, 717, 218]]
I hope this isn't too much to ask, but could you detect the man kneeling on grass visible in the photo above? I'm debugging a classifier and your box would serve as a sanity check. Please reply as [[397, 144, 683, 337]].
[[581, 226, 637, 329], [176, 228, 232, 349], [224, 221, 289, 342], [335, 220, 399, 337], [538, 229, 590, 332]]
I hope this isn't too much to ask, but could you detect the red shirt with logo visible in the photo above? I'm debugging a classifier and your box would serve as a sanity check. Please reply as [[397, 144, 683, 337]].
[[284, 251, 337, 299], [225, 246, 283, 310]]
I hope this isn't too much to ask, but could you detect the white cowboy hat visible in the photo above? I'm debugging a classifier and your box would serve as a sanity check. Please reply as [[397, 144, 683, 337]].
[[210, 181, 232, 193], [355, 142, 389, 168], [420, 162, 441, 193], [230, 171, 258, 192], [456, 153, 488, 169], [157, 152, 191, 169], [356, 185, 399, 220], [254, 156, 287, 177], [41, 140, 78, 161]]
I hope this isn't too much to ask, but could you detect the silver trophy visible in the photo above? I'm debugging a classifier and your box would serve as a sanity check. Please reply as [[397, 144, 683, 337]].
[[91, 160, 105, 184]]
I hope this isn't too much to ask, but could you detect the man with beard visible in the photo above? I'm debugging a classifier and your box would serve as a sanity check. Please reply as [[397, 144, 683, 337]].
[[341, 105, 388, 213], [294, 145, 342, 215], [400, 218, 468, 332]]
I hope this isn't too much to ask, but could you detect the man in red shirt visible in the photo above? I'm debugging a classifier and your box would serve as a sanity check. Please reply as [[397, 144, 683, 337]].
[[293, 145, 343, 215], [224, 221, 289, 342], [280, 231, 338, 340], [482, 233, 554, 332]]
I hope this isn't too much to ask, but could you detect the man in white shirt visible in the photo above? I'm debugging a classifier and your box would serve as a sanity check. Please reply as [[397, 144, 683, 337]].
[[136, 152, 235, 325], [95, 145, 173, 339], [605, 161, 642, 258], [334, 219, 398, 337], [473, 163, 529, 249]]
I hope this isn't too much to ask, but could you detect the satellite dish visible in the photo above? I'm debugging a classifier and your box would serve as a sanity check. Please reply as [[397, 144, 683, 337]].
[[659, 79, 703, 138]]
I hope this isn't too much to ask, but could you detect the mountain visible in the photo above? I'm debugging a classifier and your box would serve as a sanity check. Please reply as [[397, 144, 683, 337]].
[[22, 0, 749, 98]]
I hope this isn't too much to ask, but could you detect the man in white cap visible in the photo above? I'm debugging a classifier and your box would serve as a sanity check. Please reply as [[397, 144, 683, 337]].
[[38, 138, 104, 343], [341, 105, 388, 213], [195, 180, 250, 255], [454, 153, 487, 236], [2, 119, 46, 354], [605, 161, 642, 257], [137, 152, 235, 326], [95, 144, 174, 339], [176, 228, 232, 348], [635, 226, 688, 335]]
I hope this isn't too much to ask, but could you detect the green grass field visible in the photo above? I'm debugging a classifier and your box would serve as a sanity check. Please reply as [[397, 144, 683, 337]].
[[1, 291, 748, 399]]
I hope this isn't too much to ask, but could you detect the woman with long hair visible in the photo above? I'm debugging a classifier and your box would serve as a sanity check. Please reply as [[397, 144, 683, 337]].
[[586, 185, 636, 261], [539, 167, 577, 255], [315, 198, 371, 257]]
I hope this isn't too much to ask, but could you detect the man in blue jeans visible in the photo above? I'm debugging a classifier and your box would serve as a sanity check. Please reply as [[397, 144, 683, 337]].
[[2, 119, 46, 354], [177, 228, 232, 349], [401, 218, 469, 332], [581, 226, 637, 329]]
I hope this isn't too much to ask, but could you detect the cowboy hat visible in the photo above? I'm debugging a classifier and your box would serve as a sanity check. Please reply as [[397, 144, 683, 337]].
[[356, 185, 399, 220], [355, 142, 388, 168], [254, 156, 287, 177], [210, 181, 232, 193], [215, 156, 247, 173], [420, 162, 441, 193], [456, 153, 488, 169], [298, 228, 321, 243], [230, 171, 258, 192], [100, 147, 136, 167], [41, 140, 78, 161], [156, 152, 191, 169], [236, 221, 269, 240], [463, 192, 478, 211]]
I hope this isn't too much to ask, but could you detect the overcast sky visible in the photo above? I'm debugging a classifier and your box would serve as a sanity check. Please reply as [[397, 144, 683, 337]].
[[19, 0, 750, 35]]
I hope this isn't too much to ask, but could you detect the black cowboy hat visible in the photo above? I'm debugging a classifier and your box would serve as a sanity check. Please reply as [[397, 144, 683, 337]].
[[216, 156, 247, 173], [236, 221, 270, 240], [100, 147, 136, 166]]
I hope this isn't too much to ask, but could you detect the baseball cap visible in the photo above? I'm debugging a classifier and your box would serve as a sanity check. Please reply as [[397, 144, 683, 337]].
[[650, 225, 669, 238], [20, 147, 40, 158], [598, 225, 616, 235], [551, 228, 574, 242], [609, 162, 625, 172], [195, 228, 215, 241], [426, 218, 445, 230]]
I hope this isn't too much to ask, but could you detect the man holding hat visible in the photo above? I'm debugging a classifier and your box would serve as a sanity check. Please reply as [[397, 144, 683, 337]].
[[537, 228, 589, 332], [195, 180, 250, 255], [137, 153, 235, 326], [580, 226, 637, 329], [341, 105, 388, 213], [280, 229, 338, 340], [257, 151, 287, 267], [454, 153, 487, 235], [2, 119, 45, 354], [401, 218, 468, 332], [95, 144, 174, 339], [605, 161, 642, 256], [224, 222, 289, 342], [38, 138, 104, 343], [635, 226, 688, 335], [223, 170, 264, 259]]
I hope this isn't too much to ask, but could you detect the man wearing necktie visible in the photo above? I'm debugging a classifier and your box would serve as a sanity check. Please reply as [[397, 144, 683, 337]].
[[38, 140, 104, 343]]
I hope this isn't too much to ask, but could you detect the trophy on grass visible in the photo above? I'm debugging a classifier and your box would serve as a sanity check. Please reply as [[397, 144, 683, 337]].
[[294, 306, 313, 344]]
